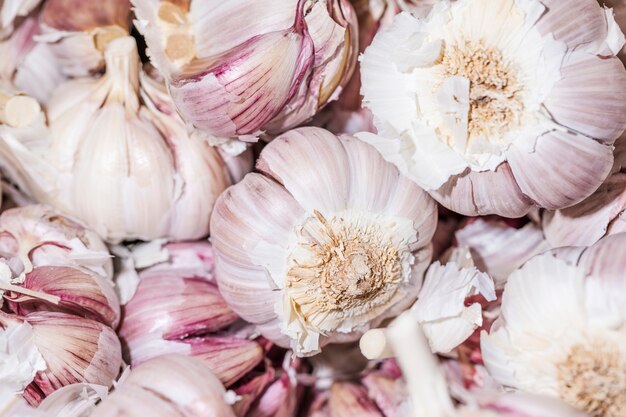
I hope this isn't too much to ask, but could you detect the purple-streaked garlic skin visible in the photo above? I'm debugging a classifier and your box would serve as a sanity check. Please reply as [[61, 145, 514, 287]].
[[7, 312, 122, 406], [119, 245, 263, 386], [7, 265, 120, 328], [133, 0, 358, 141], [0, 0, 42, 39], [246, 374, 299, 417], [38, 0, 133, 76], [92, 354, 237, 417], [232, 366, 277, 417], [211, 127, 437, 356]]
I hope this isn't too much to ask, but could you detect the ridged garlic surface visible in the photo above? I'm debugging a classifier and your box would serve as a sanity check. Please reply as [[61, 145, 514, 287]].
[[359, 0, 626, 217], [0, 36, 231, 243], [37, 0, 133, 77], [211, 127, 437, 356], [481, 234, 626, 417], [132, 0, 358, 142]]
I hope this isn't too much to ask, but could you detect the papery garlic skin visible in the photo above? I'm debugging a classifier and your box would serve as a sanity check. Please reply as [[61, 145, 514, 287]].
[[132, 0, 358, 141], [211, 127, 437, 356], [92, 355, 236, 417], [37, 0, 132, 76], [0, 37, 231, 243], [0, 0, 42, 39], [0, 321, 46, 394], [358, 0, 626, 217], [481, 236, 626, 417]]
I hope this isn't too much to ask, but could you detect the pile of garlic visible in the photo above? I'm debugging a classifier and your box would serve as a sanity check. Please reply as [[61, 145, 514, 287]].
[[1, 0, 626, 416]]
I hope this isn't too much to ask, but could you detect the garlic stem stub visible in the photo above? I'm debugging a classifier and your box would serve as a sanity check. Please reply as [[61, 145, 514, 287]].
[[38, 0, 133, 76], [359, 0, 626, 217], [132, 0, 358, 142], [211, 126, 437, 356]]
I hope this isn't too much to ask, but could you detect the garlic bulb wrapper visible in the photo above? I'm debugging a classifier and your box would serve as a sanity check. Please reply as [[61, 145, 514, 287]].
[[91, 355, 236, 417], [132, 0, 358, 142], [38, 0, 133, 76], [211, 127, 437, 356], [481, 233, 626, 417], [359, 0, 626, 217], [0, 0, 42, 39], [0, 36, 231, 243]]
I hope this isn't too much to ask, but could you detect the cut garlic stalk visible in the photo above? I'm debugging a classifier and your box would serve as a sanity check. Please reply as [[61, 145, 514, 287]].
[[211, 127, 437, 356], [37, 0, 132, 76], [481, 234, 626, 417], [132, 0, 358, 142], [358, 0, 626, 217], [0, 90, 41, 128]]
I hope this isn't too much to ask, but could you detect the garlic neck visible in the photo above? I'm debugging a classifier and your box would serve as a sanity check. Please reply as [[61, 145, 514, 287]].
[[103, 36, 141, 111]]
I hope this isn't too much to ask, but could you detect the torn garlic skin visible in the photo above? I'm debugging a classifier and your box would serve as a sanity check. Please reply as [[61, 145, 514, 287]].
[[359, 0, 626, 216], [481, 251, 626, 417]]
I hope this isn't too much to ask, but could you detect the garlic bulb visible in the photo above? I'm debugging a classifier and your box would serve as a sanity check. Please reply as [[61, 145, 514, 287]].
[[37, 0, 132, 77], [0, 0, 42, 39], [211, 126, 437, 356], [0, 36, 231, 243], [0, 312, 122, 406], [481, 233, 626, 417], [358, 0, 626, 217], [119, 250, 263, 386], [132, 0, 358, 142], [92, 354, 236, 417]]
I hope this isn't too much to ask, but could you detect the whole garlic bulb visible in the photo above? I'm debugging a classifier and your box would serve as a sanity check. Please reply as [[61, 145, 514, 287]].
[[91, 354, 236, 417], [481, 233, 626, 417], [132, 0, 358, 143], [0, 36, 231, 243], [37, 0, 132, 77], [211, 127, 437, 356], [358, 0, 626, 217]]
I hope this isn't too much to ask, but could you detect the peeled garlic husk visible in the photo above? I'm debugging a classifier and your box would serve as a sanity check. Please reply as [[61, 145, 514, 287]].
[[358, 0, 626, 217], [454, 219, 549, 286], [37, 0, 132, 76], [0, 16, 66, 104], [132, 0, 358, 142], [92, 354, 236, 417], [0, 36, 231, 243], [0, 311, 121, 406], [211, 127, 437, 356], [0, 0, 42, 39], [481, 234, 626, 417]]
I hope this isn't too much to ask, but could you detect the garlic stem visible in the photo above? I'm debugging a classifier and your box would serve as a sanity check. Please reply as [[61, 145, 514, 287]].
[[0, 280, 61, 305], [103, 37, 140, 110], [386, 313, 455, 417], [0, 92, 41, 128], [359, 328, 395, 360]]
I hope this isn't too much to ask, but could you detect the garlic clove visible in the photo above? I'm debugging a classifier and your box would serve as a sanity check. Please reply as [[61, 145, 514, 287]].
[[7, 266, 120, 328], [0, 0, 42, 38], [507, 130, 614, 210], [38, 0, 132, 76], [231, 366, 276, 417], [37, 382, 109, 417], [578, 232, 626, 289], [455, 219, 549, 287], [327, 382, 383, 417], [4, 312, 122, 406], [432, 164, 533, 218], [91, 385, 185, 417], [545, 54, 626, 143], [168, 23, 314, 138], [107, 354, 237, 417], [362, 371, 411, 417]]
